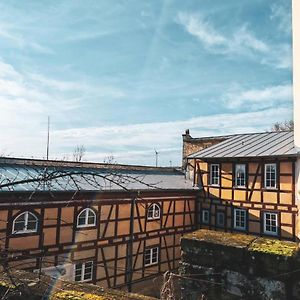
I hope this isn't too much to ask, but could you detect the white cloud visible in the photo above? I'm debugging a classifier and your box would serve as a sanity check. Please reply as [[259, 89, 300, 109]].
[[177, 13, 268, 56], [222, 84, 292, 110], [177, 13, 226, 47], [0, 58, 125, 159], [49, 107, 292, 165], [177, 12, 291, 69]]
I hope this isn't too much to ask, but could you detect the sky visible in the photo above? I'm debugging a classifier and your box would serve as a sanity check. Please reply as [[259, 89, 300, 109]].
[[0, 0, 293, 166]]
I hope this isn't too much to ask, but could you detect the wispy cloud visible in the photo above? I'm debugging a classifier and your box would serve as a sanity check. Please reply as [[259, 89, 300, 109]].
[[222, 84, 292, 110], [0, 24, 54, 54], [177, 12, 291, 69], [270, 2, 291, 34], [51, 107, 292, 165], [177, 13, 268, 55]]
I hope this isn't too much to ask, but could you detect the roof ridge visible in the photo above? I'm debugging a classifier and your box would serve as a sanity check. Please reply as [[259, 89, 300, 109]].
[[0, 156, 179, 173]]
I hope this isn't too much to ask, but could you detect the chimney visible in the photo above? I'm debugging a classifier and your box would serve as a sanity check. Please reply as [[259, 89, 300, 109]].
[[293, 0, 300, 151]]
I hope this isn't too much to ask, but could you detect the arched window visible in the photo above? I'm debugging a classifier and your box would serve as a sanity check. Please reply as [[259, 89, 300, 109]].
[[12, 211, 38, 234], [147, 204, 161, 220], [77, 208, 96, 228]]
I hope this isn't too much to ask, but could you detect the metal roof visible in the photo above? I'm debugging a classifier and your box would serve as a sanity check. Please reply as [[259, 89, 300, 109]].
[[188, 131, 299, 159], [0, 163, 195, 192]]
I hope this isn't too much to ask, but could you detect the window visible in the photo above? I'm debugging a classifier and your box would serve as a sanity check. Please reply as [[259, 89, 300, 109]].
[[74, 261, 93, 282], [77, 208, 96, 228], [263, 212, 278, 236], [210, 164, 220, 185], [144, 247, 159, 266], [265, 163, 277, 188], [216, 212, 225, 227], [147, 203, 161, 220], [202, 209, 210, 224], [12, 211, 38, 234], [234, 209, 247, 230], [235, 164, 246, 187]]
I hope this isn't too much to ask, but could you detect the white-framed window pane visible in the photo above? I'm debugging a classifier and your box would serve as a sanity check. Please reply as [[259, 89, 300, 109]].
[[14, 220, 26, 232], [210, 164, 219, 185], [74, 263, 83, 282], [265, 164, 276, 188], [145, 247, 159, 266], [234, 209, 246, 230], [13, 212, 38, 234], [74, 261, 93, 282], [147, 204, 160, 220], [26, 220, 37, 231], [236, 164, 246, 187], [264, 212, 278, 235], [77, 208, 96, 227]]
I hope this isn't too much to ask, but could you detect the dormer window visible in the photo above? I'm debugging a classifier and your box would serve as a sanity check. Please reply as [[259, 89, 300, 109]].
[[265, 164, 277, 189], [210, 164, 220, 186], [235, 164, 246, 187]]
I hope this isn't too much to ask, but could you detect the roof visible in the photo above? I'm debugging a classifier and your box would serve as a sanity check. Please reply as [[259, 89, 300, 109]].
[[0, 158, 194, 192], [188, 131, 299, 159]]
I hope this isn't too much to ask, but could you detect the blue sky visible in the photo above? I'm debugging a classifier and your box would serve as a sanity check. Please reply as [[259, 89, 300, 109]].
[[0, 0, 293, 166]]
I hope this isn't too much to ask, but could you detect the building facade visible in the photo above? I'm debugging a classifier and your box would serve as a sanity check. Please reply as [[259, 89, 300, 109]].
[[0, 158, 197, 294], [185, 131, 300, 241]]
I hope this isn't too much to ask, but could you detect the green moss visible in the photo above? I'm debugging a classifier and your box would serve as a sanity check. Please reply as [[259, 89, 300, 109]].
[[183, 229, 256, 248], [249, 238, 298, 257], [52, 290, 108, 300]]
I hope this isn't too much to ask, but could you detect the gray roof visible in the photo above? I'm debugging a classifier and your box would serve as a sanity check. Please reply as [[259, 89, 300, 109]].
[[0, 161, 194, 192], [188, 131, 299, 159]]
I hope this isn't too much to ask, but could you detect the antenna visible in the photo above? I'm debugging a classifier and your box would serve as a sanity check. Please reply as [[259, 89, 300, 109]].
[[154, 149, 158, 167], [46, 116, 50, 160]]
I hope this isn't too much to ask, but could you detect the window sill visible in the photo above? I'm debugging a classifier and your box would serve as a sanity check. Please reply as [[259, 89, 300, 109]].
[[76, 225, 97, 230], [11, 232, 39, 238], [233, 186, 246, 189]]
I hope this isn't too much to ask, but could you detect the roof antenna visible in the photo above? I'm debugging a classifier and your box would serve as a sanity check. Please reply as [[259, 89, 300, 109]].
[[46, 116, 50, 160], [154, 149, 159, 167]]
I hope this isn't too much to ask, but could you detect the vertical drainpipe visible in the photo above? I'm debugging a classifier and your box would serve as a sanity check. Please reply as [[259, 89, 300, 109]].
[[126, 193, 136, 292]]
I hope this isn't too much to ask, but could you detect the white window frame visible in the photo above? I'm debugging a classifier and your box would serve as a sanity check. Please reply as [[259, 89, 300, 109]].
[[235, 164, 246, 187], [216, 212, 225, 227], [77, 208, 96, 228], [264, 163, 277, 189], [74, 261, 93, 282], [147, 203, 161, 220], [12, 211, 38, 234], [263, 212, 278, 236], [202, 209, 210, 224], [144, 247, 159, 266], [210, 164, 220, 186], [233, 209, 247, 230]]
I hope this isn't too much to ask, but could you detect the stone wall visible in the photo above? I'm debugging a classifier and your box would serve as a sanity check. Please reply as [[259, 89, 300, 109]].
[[181, 130, 230, 170], [179, 229, 300, 300]]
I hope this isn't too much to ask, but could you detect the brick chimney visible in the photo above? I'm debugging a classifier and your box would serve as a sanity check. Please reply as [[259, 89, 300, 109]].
[[293, 0, 300, 151]]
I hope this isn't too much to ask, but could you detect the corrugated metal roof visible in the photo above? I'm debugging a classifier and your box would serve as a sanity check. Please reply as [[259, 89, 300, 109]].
[[0, 164, 195, 192], [188, 131, 299, 159]]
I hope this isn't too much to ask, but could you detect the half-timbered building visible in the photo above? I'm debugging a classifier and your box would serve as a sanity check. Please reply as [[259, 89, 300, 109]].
[[185, 130, 300, 241], [0, 157, 197, 295]]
